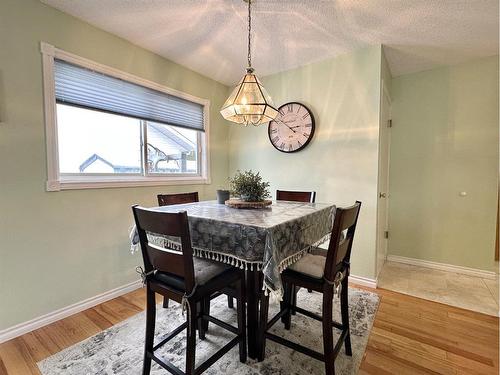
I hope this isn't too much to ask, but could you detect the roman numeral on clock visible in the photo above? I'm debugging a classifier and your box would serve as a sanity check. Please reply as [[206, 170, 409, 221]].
[[272, 136, 279, 143]]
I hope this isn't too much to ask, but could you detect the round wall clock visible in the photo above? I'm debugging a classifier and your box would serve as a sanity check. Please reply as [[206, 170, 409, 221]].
[[268, 102, 315, 153]]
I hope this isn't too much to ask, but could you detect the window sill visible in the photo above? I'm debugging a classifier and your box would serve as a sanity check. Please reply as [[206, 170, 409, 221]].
[[47, 176, 211, 191]]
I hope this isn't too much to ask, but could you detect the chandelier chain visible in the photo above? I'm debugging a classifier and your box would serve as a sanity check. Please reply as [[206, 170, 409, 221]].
[[247, 0, 252, 68]]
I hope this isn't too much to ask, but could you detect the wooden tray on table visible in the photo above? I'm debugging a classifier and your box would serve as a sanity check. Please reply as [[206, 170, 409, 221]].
[[225, 199, 272, 209]]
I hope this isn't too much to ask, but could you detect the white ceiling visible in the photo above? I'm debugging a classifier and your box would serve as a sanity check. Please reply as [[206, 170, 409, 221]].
[[41, 0, 499, 85]]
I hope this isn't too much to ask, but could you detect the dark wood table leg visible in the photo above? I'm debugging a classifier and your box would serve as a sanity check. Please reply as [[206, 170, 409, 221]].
[[246, 269, 261, 359]]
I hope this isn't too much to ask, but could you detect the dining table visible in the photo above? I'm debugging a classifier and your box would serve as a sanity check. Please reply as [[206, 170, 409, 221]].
[[134, 200, 336, 359]]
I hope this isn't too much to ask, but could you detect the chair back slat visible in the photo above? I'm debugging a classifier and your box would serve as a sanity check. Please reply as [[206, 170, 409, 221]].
[[340, 206, 358, 232], [146, 244, 187, 278], [132, 205, 195, 291], [276, 190, 316, 203], [323, 201, 361, 281], [134, 206, 186, 237], [158, 192, 199, 206], [333, 238, 351, 266]]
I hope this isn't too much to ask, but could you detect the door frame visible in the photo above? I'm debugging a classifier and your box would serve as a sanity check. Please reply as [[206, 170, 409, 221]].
[[376, 79, 392, 277]]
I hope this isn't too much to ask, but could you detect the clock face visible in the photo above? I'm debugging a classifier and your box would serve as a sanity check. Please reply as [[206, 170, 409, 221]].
[[268, 102, 315, 153]]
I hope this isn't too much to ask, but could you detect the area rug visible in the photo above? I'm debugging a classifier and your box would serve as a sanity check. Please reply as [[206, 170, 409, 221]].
[[38, 288, 379, 375]]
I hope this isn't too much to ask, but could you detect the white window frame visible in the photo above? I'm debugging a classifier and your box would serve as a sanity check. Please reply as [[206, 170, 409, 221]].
[[41, 42, 211, 191]]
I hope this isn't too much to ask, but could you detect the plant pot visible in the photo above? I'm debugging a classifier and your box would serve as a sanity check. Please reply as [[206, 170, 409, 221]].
[[216, 189, 230, 204]]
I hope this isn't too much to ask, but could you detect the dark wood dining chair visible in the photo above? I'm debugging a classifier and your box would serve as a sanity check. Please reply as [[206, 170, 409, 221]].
[[157, 192, 236, 310], [157, 191, 199, 206], [277, 189, 317, 300], [276, 189, 316, 203], [132, 205, 246, 375], [257, 201, 362, 375], [157, 192, 199, 309]]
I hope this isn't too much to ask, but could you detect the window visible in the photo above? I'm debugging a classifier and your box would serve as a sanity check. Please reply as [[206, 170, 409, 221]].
[[57, 105, 143, 175], [56, 104, 202, 176], [145, 121, 200, 175], [41, 42, 210, 191]]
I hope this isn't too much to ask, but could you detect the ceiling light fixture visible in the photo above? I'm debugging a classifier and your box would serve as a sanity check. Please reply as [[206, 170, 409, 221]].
[[220, 0, 278, 126]]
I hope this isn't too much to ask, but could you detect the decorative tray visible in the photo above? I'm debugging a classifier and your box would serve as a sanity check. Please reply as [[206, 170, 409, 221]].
[[225, 199, 272, 209]]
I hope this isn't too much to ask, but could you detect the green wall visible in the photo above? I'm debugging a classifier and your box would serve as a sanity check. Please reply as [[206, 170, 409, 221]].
[[4, 0, 496, 335], [389, 56, 499, 272], [228, 46, 383, 280], [0, 0, 230, 330]]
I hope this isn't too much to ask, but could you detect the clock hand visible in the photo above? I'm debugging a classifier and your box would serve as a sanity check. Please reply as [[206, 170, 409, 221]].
[[276, 118, 296, 133]]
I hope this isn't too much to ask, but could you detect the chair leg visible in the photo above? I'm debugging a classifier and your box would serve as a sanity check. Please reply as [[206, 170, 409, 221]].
[[227, 295, 234, 308], [340, 277, 352, 356], [198, 299, 206, 340], [202, 297, 210, 332], [236, 275, 247, 363], [185, 300, 197, 375], [162, 296, 169, 308], [142, 287, 156, 375], [322, 287, 335, 375], [281, 282, 292, 330], [257, 292, 269, 362], [280, 282, 286, 324], [291, 285, 297, 315]]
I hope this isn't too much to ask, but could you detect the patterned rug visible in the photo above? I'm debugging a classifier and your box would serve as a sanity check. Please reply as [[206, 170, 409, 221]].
[[38, 288, 379, 375]]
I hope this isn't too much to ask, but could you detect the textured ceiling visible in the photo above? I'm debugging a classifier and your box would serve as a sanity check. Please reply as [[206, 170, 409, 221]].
[[41, 0, 499, 85]]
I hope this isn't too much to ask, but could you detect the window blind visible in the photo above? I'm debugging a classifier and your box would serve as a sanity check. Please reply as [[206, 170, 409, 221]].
[[54, 59, 204, 131]]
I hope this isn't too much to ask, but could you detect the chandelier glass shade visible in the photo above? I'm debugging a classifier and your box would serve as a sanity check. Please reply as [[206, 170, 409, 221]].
[[220, 0, 278, 126], [220, 67, 278, 126]]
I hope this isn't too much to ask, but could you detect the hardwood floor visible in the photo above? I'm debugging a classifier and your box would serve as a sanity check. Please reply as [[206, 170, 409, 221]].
[[360, 287, 499, 375], [0, 285, 498, 374]]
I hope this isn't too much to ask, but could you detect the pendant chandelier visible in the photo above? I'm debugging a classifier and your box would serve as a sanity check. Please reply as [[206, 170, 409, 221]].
[[220, 0, 278, 126]]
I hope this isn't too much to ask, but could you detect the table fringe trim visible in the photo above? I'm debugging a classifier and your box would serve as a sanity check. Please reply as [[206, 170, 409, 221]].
[[145, 232, 330, 285], [276, 233, 331, 273], [263, 233, 331, 301], [193, 248, 263, 271], [159, 237, 263, 271]]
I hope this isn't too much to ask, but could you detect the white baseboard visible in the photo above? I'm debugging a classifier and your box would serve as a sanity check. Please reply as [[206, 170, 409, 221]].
[[0, 273, 378, 344], [387, 255, 498, 280], [0, 279, 142, 344], [349, 274, 378, 289]]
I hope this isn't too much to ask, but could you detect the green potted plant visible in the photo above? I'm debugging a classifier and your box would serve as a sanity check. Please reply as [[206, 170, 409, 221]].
[[229, 170, 271, 202]]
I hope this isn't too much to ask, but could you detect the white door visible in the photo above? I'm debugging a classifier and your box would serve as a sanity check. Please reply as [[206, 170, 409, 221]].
[[376, 85, 391, 277]]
